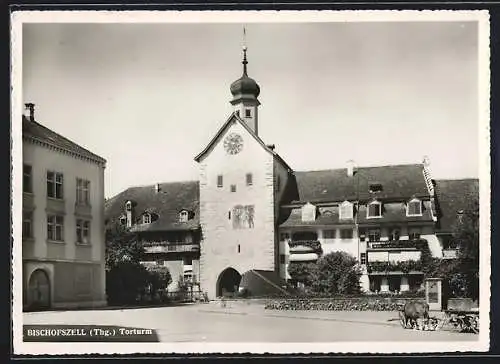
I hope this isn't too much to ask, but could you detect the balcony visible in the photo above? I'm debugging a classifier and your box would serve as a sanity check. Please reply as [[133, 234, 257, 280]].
[[142, 241, 200, 254], [366, 239, 425, 251], [367, 260, 423, 275]]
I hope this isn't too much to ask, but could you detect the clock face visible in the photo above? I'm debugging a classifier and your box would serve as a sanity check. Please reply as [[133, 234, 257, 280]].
[[223, 133, 244, 155]]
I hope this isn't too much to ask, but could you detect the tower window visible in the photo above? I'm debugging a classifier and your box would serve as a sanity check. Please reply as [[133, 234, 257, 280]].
[[142, 213, 151, 224], [231, 184, 237, 193], [245, 109, 251, 118], [246, 173, 253, 186], [217, 175, 223, 188], [179, 210, 189, 223], [238, 244, 241, 253]]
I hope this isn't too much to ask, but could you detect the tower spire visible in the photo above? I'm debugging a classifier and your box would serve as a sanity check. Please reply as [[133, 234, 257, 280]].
[[242, 27, 248, 76]]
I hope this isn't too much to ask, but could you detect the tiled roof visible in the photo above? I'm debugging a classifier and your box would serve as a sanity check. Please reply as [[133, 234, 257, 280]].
[[292, 164, 429, 204], [280, 202, 434, 228], [105, 181, 200, 232], [434, 178, 479, 233], [22, 115, 106, 164]]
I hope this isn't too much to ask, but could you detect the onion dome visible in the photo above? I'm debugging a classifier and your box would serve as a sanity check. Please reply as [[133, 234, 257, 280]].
[[230, 46, 260, 99]]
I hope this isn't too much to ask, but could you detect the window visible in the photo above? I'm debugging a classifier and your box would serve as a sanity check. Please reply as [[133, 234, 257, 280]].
[[228, 210, 231, 220], [217, 175, 223, 188], [156, 260, 164, 266], [360, 253, 367, 265], [390, 228, 401, 241], [76, 178, 90, 205], [179, 211, 189, 223], [368, 229, 381, 242], [125, 201, 132, 211], [237, 244, 241, 253], [47, 171, 64, 199], [119, 216, 127, 225], [339, 201, 353, 220], [409, 229, 421, 240], [245, 109, 251, 118], [76, 219, 90, 244], [369, 183, 383, 193], [407, 199, 422, 216], [340, 229, 353, 239], [142, 213, 151, 224], [183, 257, 193, 265], [323, 230, 336, 239], [47, 214, 64, 242], [246, 173, 253, 186], [367, 201, 382, 218], [23, 164, 32, 193], [231, 184, 237, 193], [280, 254, 286, 264], [23, 211, 33, 239]]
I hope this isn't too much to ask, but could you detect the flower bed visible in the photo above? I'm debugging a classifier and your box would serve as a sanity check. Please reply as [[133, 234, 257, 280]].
[[264, 296, 423, 311]]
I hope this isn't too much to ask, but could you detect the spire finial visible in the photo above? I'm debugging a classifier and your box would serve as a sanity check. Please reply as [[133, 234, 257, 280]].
[[242, 26, 248, 76]]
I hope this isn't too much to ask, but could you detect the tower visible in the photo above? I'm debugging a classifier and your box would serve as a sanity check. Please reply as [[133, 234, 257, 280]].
[[229, 42, 261, 135]]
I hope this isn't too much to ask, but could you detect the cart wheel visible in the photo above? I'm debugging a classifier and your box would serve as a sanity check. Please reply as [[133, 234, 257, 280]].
[[399, 311, 407, 329]]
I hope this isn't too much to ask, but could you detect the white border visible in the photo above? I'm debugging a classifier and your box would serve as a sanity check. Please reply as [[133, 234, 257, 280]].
[[11, 10, 491, 355]]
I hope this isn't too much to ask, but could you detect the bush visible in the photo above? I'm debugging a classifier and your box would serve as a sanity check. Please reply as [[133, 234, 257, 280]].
[[310, 252, 362, 295], [287, 262, 316, 287], [106, 262, 150, 305], [264, 297, 420, 311]]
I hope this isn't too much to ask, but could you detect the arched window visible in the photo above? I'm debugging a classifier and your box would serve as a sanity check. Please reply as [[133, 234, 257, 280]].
[[339, 201, 353, 220], [367, 200, 382, 218], [407, 198, 422, 216], [125, 201, 132, 212]]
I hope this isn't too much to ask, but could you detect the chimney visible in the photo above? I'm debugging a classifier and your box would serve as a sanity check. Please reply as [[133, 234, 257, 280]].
[[267, 144, 275, 151], [346, 160, 356, 177], [24, 103, 35, 121], [155, 183, 161, 193]]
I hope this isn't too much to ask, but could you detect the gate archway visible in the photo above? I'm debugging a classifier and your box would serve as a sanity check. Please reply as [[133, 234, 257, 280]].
[[28, 269, 51, 310], [216, 268, 241, 297]]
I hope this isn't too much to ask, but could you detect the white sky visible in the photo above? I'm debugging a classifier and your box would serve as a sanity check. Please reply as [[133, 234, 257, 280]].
[[22, 20, 480, 198]]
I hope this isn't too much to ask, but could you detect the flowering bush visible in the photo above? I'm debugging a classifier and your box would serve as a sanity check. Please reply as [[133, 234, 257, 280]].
[[264, 297, 418, 311]]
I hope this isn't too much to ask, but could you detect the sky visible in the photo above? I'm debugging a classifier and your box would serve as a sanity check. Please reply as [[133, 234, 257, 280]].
[[22, 20, 480, 198]]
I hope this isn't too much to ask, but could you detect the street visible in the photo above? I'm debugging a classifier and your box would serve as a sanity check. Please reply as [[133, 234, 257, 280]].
[[23, 301, 479, 343]]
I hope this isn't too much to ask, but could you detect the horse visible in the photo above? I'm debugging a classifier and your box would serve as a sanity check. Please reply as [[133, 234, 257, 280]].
[[401, 300, 430, 329]]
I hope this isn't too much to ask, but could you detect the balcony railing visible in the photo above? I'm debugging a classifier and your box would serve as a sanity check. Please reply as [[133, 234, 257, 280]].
[[366, 239, 426, 250], [442, 248, 459, 259], [367, 260, 423, 274], [288, 240, 322, 254], [142, 241, 200, 254]]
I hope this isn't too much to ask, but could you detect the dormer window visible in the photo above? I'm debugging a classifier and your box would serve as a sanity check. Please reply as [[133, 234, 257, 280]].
[[301, 202, 317, 222], [142, 213, 151, 224], [179, 210, 189, 223], [407, 198, 422, 216], [119, 216, 127, 225], [369, 183, 383, 193], [367, 200, 382, 218], [125, 201, 132, 211], [245, 109, 252, 118], [339, 201, 353, 220]]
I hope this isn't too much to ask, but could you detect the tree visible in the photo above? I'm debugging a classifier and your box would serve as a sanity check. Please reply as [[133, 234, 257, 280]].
[[310, 252, 362, 295], [146, 265, 172, 299], [287, 262, 316, 288], [452, 201, 480, 300], [105, 223, 150, 305]]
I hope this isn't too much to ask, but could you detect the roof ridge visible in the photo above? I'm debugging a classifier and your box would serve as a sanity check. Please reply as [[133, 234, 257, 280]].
[[23, 116, 106, 162], [435, 178, 479, 182], [295, 163, 422, 173]]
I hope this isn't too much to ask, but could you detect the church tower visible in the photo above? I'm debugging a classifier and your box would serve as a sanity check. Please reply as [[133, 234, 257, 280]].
[[229, 45, 261, 135]]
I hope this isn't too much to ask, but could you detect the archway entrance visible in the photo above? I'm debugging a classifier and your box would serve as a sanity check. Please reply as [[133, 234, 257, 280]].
[[28, 269, 51, 310], [216, 268, 241, 297]]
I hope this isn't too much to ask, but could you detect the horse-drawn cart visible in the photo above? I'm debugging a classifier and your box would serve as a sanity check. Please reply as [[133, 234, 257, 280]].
[[398, 298, 479, 333]]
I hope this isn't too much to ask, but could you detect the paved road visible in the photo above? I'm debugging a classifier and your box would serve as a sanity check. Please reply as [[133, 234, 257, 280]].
[[23, 301, 478, 343]]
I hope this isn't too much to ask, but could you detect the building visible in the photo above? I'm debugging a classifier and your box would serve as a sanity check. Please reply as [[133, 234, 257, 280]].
[[105, 47, 479, 299], [104, 181, 201, 291], [22, 103, 107, 310]]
